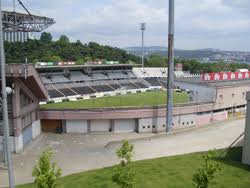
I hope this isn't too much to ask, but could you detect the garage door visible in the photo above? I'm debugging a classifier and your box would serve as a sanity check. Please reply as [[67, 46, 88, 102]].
[[114, 119, 136, 133], [22, 125, 32, 147], [66, 120, 88, 133], [41, 120, 63, 133], [90, 120, 111, 132]]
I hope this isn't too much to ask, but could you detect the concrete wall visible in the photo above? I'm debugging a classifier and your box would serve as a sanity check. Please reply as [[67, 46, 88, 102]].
[[175, 81, 215, 103], [173, 114, 196, 129], [196, 113, 212, 126], [32, 120, 41, 139], [215, 86, 249, 109], [65, 120, 88, 133], [242, 92, 250, 165], [139, 117, 166, 133], [14, 134, 23, 153], [212, 111, 228, 122]]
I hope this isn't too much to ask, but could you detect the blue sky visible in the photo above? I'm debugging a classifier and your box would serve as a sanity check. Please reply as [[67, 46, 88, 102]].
[[3, 0, 250, 51]]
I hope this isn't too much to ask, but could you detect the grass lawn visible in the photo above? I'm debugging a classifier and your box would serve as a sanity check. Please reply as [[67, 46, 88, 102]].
[[17, 147, 250, 188], [41, 90, 189, 109]]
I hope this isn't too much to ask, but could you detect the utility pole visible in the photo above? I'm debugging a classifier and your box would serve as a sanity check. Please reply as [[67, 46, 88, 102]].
[[167, 0, 175, 132], [0, 0, 15, 187], [140, 23, 146, 69]]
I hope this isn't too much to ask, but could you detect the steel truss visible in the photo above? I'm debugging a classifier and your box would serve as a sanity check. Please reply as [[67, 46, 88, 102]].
[[2, 11, 55, 32]]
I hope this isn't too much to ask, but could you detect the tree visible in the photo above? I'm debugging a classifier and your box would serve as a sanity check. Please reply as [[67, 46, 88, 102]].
[[193, 150, 221, 188], [40, 32, 52, 43], [58, 35, 70, 44], [48, 55, 62, 62], [32, 149, 62, 188], [147, 54, 167, 67], [76, 58, 85, 65], [112, 140, 135, 188]]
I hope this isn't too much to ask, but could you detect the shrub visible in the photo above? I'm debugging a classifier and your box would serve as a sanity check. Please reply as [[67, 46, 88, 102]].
[[112, 140, 135, 188], [32, 148, 61, 188], [193, 150, 221, 188]]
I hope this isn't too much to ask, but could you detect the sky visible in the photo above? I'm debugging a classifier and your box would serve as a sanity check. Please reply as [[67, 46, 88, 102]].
[[3, 0, 250, 51]]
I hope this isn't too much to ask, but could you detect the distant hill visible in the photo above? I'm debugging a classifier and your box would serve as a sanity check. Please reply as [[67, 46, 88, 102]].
[[124, 47, 250, 63], [4, 34, 141, 64], [124, 46, 221, 59]]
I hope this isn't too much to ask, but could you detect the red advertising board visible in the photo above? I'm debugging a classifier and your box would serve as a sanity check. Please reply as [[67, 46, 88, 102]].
[[202, 72, 250, 81]]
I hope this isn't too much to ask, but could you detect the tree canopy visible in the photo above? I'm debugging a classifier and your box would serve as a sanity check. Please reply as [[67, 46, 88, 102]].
[[4, 32, 250, 73], [5, 32, 140, 65]]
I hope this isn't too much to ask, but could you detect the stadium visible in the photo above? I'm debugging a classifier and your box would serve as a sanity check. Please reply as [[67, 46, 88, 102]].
[[1, 63, 250, 153]]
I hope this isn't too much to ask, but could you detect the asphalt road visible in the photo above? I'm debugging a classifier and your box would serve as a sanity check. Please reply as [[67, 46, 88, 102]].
[[0, 118, 245, 187]]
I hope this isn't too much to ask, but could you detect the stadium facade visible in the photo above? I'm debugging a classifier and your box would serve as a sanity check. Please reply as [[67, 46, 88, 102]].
[[0, 64, 48, 153], [0, 63, 249, 153]]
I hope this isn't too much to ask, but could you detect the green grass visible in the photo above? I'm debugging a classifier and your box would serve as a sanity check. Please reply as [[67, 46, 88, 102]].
[[41, 90, 189, 109], [17, 147, 250, 188]]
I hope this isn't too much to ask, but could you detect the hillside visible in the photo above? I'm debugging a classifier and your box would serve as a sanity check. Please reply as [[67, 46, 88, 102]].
[[4, 32, 141, 64]]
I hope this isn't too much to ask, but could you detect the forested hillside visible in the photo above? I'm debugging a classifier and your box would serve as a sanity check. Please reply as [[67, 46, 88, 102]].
[[4, 32, 140, 64]]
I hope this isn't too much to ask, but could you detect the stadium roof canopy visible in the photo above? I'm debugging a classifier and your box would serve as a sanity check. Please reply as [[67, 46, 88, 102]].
[[6, 64, 48, 99], [35, 64, 134, 72], [2, 10, 55, 32]]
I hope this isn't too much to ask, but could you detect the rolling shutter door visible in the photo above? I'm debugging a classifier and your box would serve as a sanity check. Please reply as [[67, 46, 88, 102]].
[[90, 120, 111, 132]]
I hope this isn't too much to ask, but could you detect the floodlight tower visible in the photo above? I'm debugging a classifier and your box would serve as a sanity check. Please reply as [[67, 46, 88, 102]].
[[167, 0, 175, 132], [140, 23, 146, 69]]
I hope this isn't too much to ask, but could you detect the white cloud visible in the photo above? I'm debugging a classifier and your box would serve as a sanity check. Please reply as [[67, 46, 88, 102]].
[[5, 0, 250, 50]]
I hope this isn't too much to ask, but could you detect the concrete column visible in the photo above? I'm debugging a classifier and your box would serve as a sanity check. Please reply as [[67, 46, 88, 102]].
[[242, 91, 250, 165], [110, 120, 115, 132], [87, 120, 91, 133]]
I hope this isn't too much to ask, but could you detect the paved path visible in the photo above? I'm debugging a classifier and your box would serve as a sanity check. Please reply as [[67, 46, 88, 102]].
[[0, 118, 245, 187]]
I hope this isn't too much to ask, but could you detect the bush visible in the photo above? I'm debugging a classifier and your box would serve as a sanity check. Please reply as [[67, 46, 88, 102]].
[[32, 148, 62, 188], [193, 150, 221, 188], [112, 140, 135, 188]]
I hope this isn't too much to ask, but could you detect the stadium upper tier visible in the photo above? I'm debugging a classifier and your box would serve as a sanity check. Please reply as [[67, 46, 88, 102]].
[[133, 67, 168, 78]]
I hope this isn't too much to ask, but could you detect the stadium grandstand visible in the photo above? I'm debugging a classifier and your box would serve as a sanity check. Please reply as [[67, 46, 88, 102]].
[[36, 64, 171, 100]]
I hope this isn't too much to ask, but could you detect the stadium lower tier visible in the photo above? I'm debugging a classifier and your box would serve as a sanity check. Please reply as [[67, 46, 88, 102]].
[[45, 78, 161, 98]]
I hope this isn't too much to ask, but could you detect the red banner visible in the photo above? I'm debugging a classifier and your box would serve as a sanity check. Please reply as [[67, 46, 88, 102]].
[[202, 72, 250, 81]]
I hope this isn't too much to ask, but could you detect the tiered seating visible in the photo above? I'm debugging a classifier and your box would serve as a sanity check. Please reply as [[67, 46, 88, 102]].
[[58, 88, 76, 96], [119, 83, 138, 90], [70, 71, 85, 82], [71, 87, 95, 95], [39, 66, 165, 99], [127, 71, 137, 79], [133, 68, 168, 78], [159, 80, 168, 88], [92, 72, 109, 80], [92, 85, 113, 92], [135, 82, 147, 88], [109, 84, 121, 90], [144, 78, 161, 86], [52, 75, 70, 83], [48, 90, 64, 98]]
